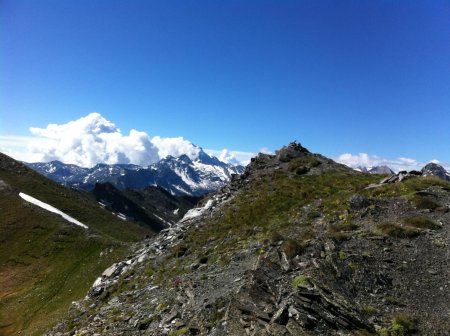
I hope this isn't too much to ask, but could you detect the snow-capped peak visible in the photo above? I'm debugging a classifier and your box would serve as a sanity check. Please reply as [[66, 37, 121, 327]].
[[27, 150, 246, 197]]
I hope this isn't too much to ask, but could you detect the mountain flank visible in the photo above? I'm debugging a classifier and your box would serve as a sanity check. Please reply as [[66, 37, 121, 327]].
[[91, 183, 201, 230], [0, 153, 155, 335], [46, 142, 450, 335]]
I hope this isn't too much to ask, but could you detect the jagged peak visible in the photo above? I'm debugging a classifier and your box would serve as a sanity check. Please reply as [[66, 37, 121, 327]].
[[196, 149, 224, 166]]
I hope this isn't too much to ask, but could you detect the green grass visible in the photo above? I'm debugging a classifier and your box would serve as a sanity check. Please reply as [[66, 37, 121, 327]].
[[379, 313, 417, 336], [365, 176, 450, 200], [410, 194, 442, 210], [186, 171, 380, 256]]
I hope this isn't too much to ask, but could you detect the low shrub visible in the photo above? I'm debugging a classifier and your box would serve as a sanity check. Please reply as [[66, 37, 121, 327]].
[[391, 313, 417, 335], [360, 305, 378, 317], [403, 216, 440, 230], [378, 313, 417, 335], [385, 296, 403, 306], [410, 195, 441, 210], [269, 230, 283, 243], [376, 223, 420, 238], [281, 239, 302, 258]]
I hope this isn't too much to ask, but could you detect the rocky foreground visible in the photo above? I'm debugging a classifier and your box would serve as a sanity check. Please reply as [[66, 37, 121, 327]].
[[47, 143, 450, 336]]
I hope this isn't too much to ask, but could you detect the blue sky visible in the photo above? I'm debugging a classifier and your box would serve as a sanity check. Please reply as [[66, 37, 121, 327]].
[[1, 1, 450, 168]]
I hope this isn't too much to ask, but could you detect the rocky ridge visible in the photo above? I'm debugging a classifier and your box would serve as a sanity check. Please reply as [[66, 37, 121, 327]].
[[47, 143, 450, 336]]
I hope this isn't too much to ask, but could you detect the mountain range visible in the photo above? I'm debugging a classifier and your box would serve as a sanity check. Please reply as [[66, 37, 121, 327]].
[[27, 149, 244, 196]]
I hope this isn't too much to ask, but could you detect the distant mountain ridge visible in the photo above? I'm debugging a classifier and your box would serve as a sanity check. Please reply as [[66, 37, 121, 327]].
[[355, 165, 395, 174], [355, 163, 450, 181], [27, 149, 244, 196]]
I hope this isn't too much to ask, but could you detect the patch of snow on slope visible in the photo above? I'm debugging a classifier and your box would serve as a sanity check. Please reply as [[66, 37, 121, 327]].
[[174, 167, 198, 189], [180, 199, 214, 222], [19, 192, 88, 229]]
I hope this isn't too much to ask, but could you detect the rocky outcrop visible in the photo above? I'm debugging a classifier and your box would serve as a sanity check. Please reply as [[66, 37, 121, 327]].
[[366, 171, 420, 189]]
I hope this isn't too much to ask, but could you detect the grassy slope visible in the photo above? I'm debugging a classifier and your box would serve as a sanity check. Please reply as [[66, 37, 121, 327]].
[[141, 171, 383, 285], [159, 171, 450, 283], [54, 165, 450, 335], [0, 157, 153, 335], [187, 171, 381, 255]]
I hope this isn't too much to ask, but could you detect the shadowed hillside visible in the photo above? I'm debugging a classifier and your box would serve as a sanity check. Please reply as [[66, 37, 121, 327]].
[[0, 153, 153, 335]]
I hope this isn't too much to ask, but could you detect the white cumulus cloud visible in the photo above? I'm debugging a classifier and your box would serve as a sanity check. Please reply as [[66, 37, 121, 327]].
[[27, 113, 160, 167], [217, 149, 242, 166], [1, 112, 252, 167], [336, 153, 381, 168], [206, 149, 255, 166], [151, 136, 200, 161]]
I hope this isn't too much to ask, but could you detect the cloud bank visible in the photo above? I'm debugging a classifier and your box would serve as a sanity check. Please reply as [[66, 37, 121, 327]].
[[3, 113, 251, 167]]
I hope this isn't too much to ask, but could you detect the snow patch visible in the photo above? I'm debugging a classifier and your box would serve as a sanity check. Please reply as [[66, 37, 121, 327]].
[[180, 199, 214, 222], [19, 192, 88, 229]]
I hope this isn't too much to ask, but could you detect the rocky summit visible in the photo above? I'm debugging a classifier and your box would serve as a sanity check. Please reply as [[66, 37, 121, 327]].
[[44, 143, 450, 336]]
